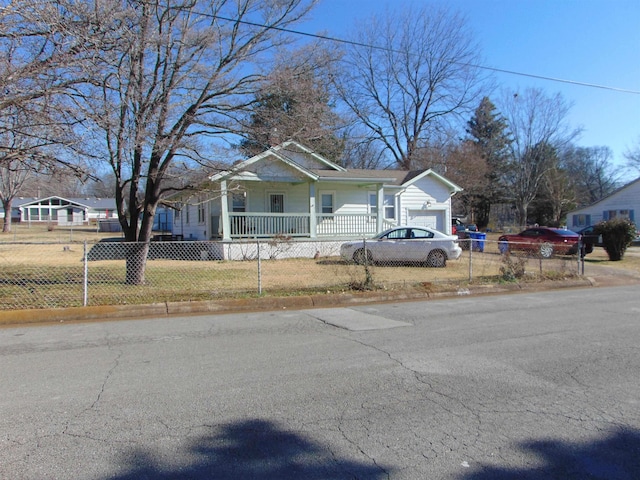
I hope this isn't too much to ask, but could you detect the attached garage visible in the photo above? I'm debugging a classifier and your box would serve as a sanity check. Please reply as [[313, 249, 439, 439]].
[[407, 210, 445, 231]]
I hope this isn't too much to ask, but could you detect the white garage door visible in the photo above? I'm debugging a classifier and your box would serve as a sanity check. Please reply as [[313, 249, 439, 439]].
[[408, 210, 444, 231]]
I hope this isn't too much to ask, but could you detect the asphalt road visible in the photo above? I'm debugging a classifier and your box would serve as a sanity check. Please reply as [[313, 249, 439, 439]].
[[1, 285, 639, 479]]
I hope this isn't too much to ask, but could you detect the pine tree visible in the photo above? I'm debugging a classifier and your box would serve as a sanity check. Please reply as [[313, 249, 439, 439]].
[[466, 97, 512, 227]]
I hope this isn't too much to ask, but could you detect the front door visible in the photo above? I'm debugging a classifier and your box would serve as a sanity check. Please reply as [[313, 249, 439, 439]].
[[270, 193, 284, 213]]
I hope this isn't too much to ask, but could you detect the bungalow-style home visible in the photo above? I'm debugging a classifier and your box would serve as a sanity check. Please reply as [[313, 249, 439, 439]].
[[566, 176, 639, 232], [1, 196, 118, 226], [172, 141, 462, 259]]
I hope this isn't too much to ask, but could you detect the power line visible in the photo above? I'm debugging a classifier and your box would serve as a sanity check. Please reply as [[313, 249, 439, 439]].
[[209, 14, 640, 95]]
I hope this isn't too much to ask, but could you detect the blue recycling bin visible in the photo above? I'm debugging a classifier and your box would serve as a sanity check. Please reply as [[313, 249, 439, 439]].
[[468, 231, 486, 252]]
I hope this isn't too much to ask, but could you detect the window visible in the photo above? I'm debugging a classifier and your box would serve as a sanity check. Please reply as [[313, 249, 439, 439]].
[[410, 228, 434, 239], [385, 228, 409, 239], [198, 202, 205, 224], [572, 214, 590, 228], [185, 206, 190, 224], [604, 209, 634, 221], [369, 193, 395, 219], [232, 193, 246, 212], [320, 192, 334, 215], [383, 195, 395, 220]]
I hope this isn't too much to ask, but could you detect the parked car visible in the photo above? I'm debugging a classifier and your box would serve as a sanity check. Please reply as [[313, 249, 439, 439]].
[[452, 217, 477, 235], [498, 227, 581, 258], [340, 226, 462, 268], [576, 225, 602, 254]]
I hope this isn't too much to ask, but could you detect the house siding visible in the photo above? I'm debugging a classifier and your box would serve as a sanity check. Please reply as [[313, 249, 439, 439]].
[[282, 150, 333, 170], [398, 179, 453, 233], [567, 177, 640, 231], [170, 142, 461, 244]]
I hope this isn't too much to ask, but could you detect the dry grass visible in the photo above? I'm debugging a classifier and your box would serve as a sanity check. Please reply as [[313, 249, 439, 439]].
[[1, 225, 638, 310], [0, 223, 122, 244]]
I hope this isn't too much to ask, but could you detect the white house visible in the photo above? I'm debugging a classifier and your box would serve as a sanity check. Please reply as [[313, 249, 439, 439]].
[[567, 176, 639, 232], [172, 141, 462, 259], [1, 196, 118, 226]]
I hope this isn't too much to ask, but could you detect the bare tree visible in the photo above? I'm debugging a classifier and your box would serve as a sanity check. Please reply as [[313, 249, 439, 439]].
[[499, 88, 581, 227], [69, 0, 315, 284], [0, 0, 101, 231], [0, 99, 87, 231], [538, 152, 572, 226], [561, 145, 619, 206], [624, 135, 640, 173], [334, 4, 485, 170]]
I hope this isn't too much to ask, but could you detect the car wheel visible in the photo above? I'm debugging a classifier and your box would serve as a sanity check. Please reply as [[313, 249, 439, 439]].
[[426, 249, 447, 268], [353, 248, 373, 265], [539, 242, 553, 258]]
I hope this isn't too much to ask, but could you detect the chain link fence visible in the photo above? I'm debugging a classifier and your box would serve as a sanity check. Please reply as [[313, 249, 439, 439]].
[[0, 237, 585, 311]]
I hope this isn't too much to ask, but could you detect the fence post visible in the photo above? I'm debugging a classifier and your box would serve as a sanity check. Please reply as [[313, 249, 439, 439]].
[[468, 238, 473, 282], [83, 240, 88, 306], [257, 240, 262, 295]]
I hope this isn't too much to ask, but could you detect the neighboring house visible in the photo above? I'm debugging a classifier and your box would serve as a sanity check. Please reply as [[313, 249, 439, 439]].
[[567, 176, 639, 231], [172, 141, 462, 259], [1, 196, 118, 226]]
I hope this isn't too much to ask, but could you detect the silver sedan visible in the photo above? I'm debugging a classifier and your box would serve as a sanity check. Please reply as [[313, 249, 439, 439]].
[[340, 226, 462, 267]]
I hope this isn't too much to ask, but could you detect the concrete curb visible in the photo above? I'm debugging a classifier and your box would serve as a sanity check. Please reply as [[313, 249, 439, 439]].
[[0, 276, 599, 327]]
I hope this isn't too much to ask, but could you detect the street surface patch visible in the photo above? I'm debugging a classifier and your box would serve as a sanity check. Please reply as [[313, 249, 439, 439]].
[[304, 307, 412, 331]]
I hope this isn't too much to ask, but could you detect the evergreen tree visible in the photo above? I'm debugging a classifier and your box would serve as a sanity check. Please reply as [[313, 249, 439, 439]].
[[466, 97, 512, 227]]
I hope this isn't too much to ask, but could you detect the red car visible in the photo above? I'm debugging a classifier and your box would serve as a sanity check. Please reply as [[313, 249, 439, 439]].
[[498, 227, 581, 258]]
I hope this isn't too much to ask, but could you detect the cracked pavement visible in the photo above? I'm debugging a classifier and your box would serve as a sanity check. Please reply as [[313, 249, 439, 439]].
[[1, 285, 640, 479]]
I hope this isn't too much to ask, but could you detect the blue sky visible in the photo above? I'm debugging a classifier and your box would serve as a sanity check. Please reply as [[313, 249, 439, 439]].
[[296, 0, 640, 177]]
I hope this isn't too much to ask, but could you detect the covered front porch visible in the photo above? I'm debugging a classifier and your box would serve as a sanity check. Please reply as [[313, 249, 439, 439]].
[[216, 179, 394, 240], [220, 212, 396, 239]]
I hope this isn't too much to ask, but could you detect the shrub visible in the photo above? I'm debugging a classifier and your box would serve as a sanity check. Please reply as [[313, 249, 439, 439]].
[[593, 218, 637, 261], [500, 251, 527, 281]]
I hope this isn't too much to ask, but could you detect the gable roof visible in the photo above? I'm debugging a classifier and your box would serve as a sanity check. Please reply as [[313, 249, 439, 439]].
[[12, 196, 116, 209], [568, 176, 640, 213], [211, 141, 463, 191], [209, 140, 345, 182]]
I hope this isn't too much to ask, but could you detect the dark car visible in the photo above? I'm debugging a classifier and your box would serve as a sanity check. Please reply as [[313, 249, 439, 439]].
[[576, 225, 602, 254], [498, 227, 581, 258], [452, 218, 478, 250]]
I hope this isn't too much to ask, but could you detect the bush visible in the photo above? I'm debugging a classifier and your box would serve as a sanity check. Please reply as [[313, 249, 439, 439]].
[[593, 218, 637, 261], [500, 252, 527, 281]]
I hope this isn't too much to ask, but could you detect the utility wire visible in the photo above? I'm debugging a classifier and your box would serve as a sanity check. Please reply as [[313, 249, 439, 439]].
[[210, 13, 640, 95]]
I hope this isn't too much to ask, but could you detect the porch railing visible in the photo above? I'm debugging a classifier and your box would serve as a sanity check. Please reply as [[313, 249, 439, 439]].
[[227, 213, 394, 238], [230, 213, 310, 237]]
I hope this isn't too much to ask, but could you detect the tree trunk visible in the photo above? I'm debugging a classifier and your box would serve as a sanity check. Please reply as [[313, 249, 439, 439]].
[[125, 242, 150, 285], [516, 203, 528, 229], [123, 204, 156, 285], [2, 199, 13, 233]]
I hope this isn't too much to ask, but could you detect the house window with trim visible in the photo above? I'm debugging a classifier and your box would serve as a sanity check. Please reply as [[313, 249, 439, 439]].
[[605, 209, 635, 221], [185, 205, 190, 224], [572, 214, 590, 229], [232, 193, 246, 212], [320, 192, 334, 219], [198, 201, 206, 224], [369, 193, 396, 220]]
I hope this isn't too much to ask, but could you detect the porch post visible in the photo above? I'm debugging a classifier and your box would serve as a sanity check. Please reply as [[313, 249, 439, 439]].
[[221, 180, 231, 241], [309, 182, 317, 238], [377, 183, 384, 232]]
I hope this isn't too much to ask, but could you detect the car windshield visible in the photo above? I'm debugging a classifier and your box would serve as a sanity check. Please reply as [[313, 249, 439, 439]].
[[554, 229, 578, 236]]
